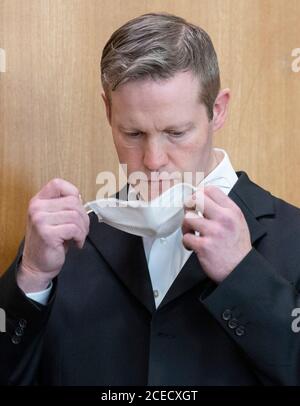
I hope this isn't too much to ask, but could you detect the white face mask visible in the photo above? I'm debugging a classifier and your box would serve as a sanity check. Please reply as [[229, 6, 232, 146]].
[[84, 177, 232, 238]]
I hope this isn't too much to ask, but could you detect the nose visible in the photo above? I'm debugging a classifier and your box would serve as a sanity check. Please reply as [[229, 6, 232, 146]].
[[143, 139, 169, 172]]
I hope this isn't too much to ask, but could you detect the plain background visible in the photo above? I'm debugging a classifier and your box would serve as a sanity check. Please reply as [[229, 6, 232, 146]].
[[0, 0, 300, 273]]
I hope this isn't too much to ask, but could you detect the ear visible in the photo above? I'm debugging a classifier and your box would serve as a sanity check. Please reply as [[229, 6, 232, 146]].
[[102, 92, 112, 126], [211, 88, 230, 132]]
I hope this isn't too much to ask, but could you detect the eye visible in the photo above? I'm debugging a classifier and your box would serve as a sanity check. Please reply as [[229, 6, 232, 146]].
[[168, 131, 185, 138], [125, 132, 142, 138]]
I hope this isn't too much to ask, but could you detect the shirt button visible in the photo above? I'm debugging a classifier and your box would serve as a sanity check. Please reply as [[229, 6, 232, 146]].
[[160, 238, 167, 245], [153, 290, 159, 298]]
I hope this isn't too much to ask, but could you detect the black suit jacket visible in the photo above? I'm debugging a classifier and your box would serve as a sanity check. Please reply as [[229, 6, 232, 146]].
[[1, 171, 300, 385]]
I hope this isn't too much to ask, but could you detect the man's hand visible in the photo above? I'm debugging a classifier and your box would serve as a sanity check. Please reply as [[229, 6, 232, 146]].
[[17, 178, 90, 293], [182, 186, 252, 283]]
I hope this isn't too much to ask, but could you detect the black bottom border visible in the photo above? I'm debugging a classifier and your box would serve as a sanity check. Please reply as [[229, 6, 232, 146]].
[[0, 386, 300, 401]]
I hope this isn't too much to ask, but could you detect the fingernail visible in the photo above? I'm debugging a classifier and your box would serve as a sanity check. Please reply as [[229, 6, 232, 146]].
[[185, 211, 200, 219]]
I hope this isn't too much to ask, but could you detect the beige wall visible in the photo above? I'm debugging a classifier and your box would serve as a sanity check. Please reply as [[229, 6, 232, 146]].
[[1, 0, 300, 273]]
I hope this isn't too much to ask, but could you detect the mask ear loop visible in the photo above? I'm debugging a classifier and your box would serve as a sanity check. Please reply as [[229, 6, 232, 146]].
[[193, 190, 203, 237], [194, 210, 202, 237], [84, 204, 94, 215], [182, 186, 202, 238]]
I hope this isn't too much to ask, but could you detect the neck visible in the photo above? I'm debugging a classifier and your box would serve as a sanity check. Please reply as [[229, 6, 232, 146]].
[[204, 149, 223, 178]]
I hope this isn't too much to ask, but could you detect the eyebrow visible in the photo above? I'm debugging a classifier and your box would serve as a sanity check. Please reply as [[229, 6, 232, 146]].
[[118, 122, 195, 132], [118, 125, 143, 132], [164, 122, 195, 131]]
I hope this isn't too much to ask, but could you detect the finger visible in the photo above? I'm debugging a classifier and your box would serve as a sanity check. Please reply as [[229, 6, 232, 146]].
[[32, 196, 90, 232], [36, 211, 88, 237], [182, 232, 205, 252], [33, 196, 81, 212], [51, 223, 86, 249], [204, 185, 234, 209], [184, 190, 204, 213], [185, 190, 222, 220], [182, 212, 210, 236], [36, 178, 79, 199]]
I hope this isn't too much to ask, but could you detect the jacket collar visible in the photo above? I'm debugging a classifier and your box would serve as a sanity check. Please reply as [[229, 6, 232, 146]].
[[87, 171, 275, 313]]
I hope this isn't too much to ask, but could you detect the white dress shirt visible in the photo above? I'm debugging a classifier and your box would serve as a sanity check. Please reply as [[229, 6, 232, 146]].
[[26, 148, 238, 306]]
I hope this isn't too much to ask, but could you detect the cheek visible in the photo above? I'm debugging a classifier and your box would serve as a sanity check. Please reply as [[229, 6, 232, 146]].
[[113, 136, 144, 172], [172, 131, 211, 163], [168, 133, 212, 176]]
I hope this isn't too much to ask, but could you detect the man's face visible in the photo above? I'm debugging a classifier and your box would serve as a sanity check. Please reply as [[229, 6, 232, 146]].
[[103, 71, 227, 200]]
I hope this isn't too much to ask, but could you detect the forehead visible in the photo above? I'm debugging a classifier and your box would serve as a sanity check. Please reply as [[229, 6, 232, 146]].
[[111, 71, 200, 109], [109, 71, 203, 126]]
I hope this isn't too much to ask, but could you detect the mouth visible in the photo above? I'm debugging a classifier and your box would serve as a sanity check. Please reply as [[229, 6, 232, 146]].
[[131, 178, 180, 202], [146, 178, 178, 182]]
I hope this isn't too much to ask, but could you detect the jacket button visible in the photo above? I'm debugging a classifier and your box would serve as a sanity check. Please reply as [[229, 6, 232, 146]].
[[15, 326, 24, 337], [235, 325, 245, 336], [11, 335, 21, 345], [222, 309, 232, 321], [228, 318, 239, 329], [18, 319, 27, 328]]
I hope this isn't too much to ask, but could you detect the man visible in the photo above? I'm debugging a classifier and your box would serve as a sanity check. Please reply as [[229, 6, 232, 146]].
[[1, 12, 300, 385]]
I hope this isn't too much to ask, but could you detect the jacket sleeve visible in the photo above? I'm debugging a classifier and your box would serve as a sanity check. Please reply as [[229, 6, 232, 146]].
[[200, 247, 300, 385], [0, 243, 56, 385]]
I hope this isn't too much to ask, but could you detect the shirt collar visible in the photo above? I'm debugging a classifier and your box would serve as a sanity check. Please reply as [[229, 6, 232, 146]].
[[201, 148, 238, 192]]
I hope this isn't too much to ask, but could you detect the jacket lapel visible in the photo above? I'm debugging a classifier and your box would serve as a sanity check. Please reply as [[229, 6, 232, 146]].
[[88, 213, 156, 314], [229, 171, 275, 245], [157, 251, 207, 309]]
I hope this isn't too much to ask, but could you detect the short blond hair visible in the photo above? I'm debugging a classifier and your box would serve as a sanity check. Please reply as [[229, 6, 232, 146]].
[[101, 12, 220, 120]]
